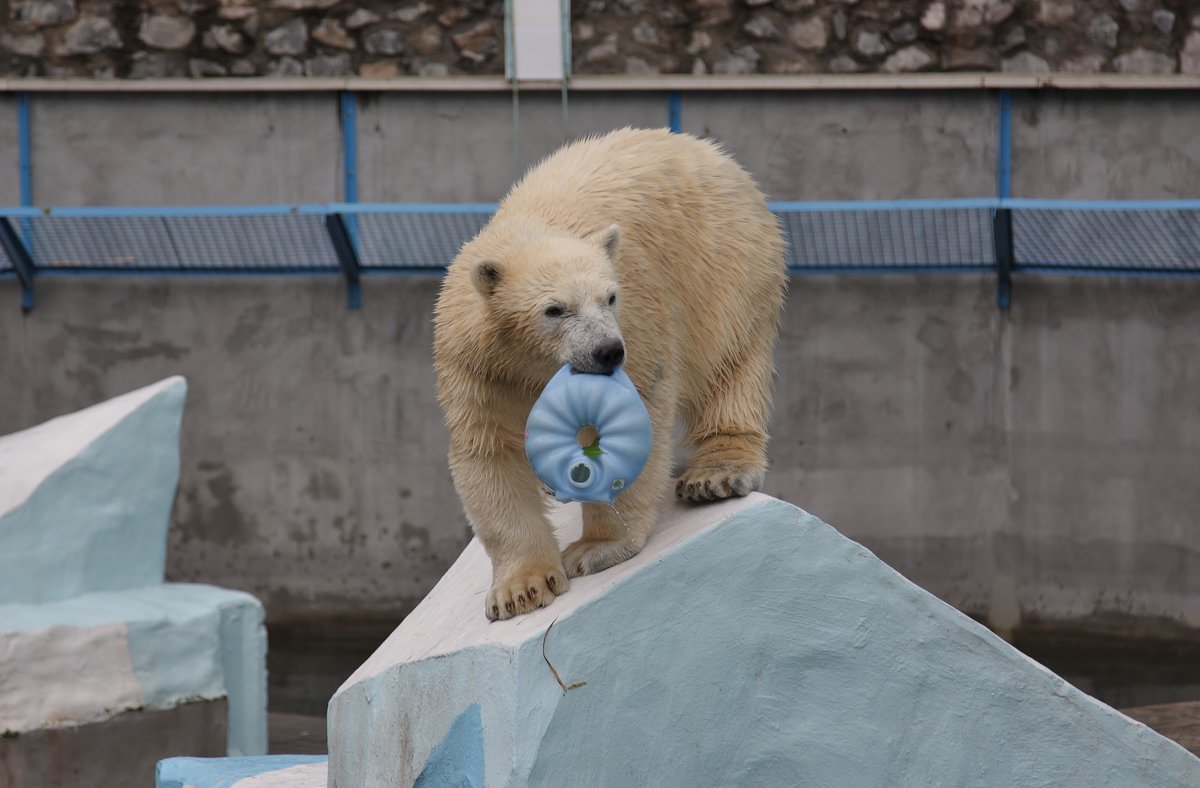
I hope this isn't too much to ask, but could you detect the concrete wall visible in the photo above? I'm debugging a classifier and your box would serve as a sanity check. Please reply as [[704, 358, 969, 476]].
[[7, 89, 1200, 207], [2, 273, 1199, 637], [29, 94, 343, 205], [1, 89, 1199, 634], [1013, 90, 1200, 199], [766, 274, 1200, 636], [0, 94, 19, 205]]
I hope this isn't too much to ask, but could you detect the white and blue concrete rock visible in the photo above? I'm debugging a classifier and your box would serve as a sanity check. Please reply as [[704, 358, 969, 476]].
[[0, 375, 186, 604], [323, 494, 1200, 787], [0, 377, 267, 760], [156, 755, 328, 788]]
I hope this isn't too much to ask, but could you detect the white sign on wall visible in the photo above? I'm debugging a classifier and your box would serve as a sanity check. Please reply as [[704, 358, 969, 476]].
[[508, 0, 567, 81]]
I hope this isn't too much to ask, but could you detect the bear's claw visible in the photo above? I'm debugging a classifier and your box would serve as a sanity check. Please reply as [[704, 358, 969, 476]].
[[486, 564, 569, 621], [675, 465, 763, 502]]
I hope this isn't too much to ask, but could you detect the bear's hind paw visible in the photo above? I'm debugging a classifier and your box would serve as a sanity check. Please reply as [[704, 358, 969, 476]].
[[561, 538, 642, 578]]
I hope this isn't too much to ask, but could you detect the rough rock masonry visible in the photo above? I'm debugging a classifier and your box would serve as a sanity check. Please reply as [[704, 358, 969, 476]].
[[1, 0, 1197, 79]]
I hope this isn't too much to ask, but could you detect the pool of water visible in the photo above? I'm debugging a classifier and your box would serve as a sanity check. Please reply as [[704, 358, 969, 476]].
[[266, 619, 1200, 720]]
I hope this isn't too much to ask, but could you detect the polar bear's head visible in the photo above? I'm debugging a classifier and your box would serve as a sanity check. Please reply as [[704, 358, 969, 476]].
[[471, 224, 625, 375]]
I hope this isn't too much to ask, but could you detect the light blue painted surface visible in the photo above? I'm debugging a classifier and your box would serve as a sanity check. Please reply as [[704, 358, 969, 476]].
[[414, 703, 484, 788], [332, 497, 1200, 786], [156, 755, 326, 788], [215, 594, 269, 756], [0, 379, 185, 604], [0, 583, 267, 755], [520, 500, 1200, 787]]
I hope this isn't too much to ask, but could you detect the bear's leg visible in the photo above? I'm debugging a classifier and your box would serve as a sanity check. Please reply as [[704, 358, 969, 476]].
[[451, 447, 570, 621], [561, 404, 674, 577], [677, 348, 773, 502]]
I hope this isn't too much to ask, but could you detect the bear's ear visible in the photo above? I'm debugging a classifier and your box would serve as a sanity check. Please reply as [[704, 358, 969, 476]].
[[471, 259, 503, 297], [589, 223, 622, 262]]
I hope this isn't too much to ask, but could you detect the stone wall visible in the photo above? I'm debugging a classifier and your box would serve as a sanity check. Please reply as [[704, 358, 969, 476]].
[[2, 0, 1198, 79], [0, 0, 504, 78], [574, 0, 1200, 75]]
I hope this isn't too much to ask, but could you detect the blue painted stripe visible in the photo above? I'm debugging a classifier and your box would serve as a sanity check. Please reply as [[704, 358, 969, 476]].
[[789, 265, 995, 275], [331, 202, 499, 214], [1014, 266, 1200, 279], [20, 204, 314, 218], [36, 267, 341, 277], [340, 92, 358, 204], [0, 203, 499, 219], [361, 267, 448, 276], [1000, 198, 1200, 211], [769, 198, 1001, 212], [668, 92, 682, 133], [24, 265, 1200, 280], [997, 89, 1012, 199], [17, 92, 32, 208], [1, 198, 1196, 220]]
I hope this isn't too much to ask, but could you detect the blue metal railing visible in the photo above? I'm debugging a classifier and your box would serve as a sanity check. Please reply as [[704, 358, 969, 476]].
[[1, 199, 1198, 312]]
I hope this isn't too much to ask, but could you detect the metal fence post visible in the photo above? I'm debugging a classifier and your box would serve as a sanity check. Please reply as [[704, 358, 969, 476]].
[[994, 89, 1014, 309], [993, 207, 1013, 310], [326, 213, 362, 310], [0, 218, 36, 312]]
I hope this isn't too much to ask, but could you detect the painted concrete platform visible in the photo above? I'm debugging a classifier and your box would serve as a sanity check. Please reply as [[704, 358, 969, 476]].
[[156, 755, 327, 788], [0, 376, 187, 605], [158, 493, 1200, 786], [0, 377, 268, 775], [322, 494, 1200, 787], [0, 582, 266, 755]]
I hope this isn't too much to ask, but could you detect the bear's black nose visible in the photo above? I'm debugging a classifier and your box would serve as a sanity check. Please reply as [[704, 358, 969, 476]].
[[592, 340, 625, 373]]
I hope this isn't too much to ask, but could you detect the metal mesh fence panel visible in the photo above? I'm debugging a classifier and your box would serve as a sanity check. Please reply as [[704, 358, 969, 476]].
[[354, 211, 493, 270], [776, 207, 995, 270], [24, 214, 337, 271], [1012, 208, 1200, 272], [2, 203, 1199, 281]]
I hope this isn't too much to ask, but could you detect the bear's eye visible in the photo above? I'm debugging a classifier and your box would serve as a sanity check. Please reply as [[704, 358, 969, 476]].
[[544, 305, 565, 318], [607, 293, 617, 306]]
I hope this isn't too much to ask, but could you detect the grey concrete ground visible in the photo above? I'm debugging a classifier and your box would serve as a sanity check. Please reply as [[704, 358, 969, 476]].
[[0, 88, 1198, 636]]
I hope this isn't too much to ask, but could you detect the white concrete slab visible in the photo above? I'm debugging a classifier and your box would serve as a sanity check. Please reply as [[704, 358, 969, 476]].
[[0, 583, 267, 756], [328, 494, 1200, 787], [156, 755, 327, 788], [0, 376, 186, 604]]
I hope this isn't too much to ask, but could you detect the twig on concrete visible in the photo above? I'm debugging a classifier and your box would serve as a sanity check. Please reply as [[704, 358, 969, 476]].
[[541, 617, 587, 694]]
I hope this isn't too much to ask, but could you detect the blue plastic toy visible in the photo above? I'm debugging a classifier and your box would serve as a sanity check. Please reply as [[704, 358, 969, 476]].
[[525, 364, 653, 505]]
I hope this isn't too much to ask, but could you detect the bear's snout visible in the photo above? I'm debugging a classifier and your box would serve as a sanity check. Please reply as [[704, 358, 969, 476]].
[[591, 339, 625, 374]]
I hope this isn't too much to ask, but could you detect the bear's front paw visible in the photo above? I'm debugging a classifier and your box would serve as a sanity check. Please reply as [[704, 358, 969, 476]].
[[485, 563, 569, 621], [675, 465, 764, 502], [561, 538, 642, 578]]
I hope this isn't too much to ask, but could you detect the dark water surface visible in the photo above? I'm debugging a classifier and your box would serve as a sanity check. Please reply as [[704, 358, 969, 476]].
[[267, 619, 1200, 720]]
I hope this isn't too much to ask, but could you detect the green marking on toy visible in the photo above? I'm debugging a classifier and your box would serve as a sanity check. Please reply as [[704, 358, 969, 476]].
[[582, 436, 603, 458]]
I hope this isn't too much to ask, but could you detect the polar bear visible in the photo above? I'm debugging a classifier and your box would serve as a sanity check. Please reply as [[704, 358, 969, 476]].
[[434, 128, 787, 621]]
